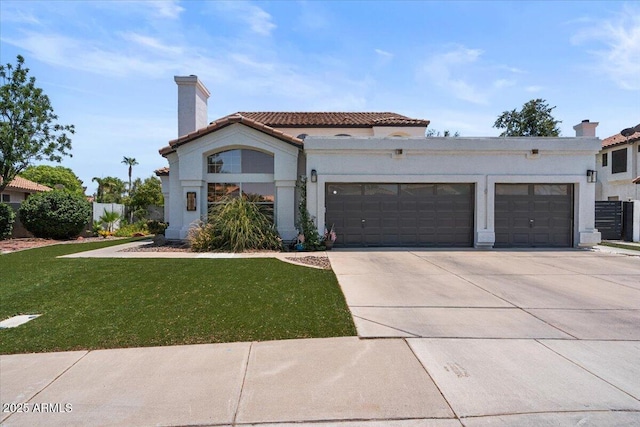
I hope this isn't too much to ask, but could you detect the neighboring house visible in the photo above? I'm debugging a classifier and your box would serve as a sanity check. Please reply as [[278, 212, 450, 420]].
[[596, 128, 640, 201], [0, 176, 52, 203], [157, 75, 601, 248]]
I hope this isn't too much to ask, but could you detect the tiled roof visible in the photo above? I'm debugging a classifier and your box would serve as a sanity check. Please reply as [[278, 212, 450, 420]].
[[160, 114, 304, 156], [632, 176, 640, 184], [0, 176, 52, 193], [602, 129, 640, 149], [159, 111, 429, 156], [234, 112, 429, 127], [154, 167, 170, 176]]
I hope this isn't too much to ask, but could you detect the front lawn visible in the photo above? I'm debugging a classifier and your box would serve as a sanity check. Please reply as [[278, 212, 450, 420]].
[[0, 240, 356, 354]]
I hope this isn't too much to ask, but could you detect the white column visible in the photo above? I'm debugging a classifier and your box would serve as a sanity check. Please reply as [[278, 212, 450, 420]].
[[275, 180, 298, 240]]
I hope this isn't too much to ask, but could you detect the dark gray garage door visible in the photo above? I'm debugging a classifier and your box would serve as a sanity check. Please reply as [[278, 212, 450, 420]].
[[495, 184, 573, 248], [326, 183, 474, 247]]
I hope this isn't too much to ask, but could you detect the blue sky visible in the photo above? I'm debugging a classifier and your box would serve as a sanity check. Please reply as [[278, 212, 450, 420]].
[[1, 1, 638, 194]]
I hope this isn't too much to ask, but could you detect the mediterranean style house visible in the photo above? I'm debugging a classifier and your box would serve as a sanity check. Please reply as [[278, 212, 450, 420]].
[[157, 75, 601, 248], [596, 128, 640, 201], [0, 176, 51, 203]]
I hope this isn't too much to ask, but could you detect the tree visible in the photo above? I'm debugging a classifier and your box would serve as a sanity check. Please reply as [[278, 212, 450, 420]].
[[493, 98, 561, 137], [0, 55, 74, 192], [92, 176, 125, 203], [426, 129, 460, 137], [121, 156, 138, 196], [21, 165, 84, 195], [130, 176, 163, 209]]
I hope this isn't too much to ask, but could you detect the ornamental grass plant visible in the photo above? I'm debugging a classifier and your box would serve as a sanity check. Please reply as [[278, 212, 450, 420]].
[[189, 196, 281, 252]]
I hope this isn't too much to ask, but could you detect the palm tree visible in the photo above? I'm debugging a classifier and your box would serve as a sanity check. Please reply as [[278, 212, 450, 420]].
[[121, 157, 138, 197]]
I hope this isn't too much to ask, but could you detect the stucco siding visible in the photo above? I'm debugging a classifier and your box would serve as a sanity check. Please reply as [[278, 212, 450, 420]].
[[305, 136, 601, 248]]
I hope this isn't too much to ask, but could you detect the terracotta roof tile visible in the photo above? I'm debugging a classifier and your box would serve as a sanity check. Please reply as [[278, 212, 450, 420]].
[[0, 176, 52, 193], [159, 111, 430, 156], [160, 114, 304, 156], [154, 167, 170, 176], [632, 176, 640, 184], [234, 112, 429, 127], [602, 129, 640, 149]]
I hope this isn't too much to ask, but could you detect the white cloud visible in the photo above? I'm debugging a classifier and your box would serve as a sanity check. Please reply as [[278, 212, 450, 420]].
[[145, 0, 185, 19], [213, 1, 277, 37], [493, 79, 515, 89], [121, 32, 184, 55], [375, 49, 393, 58], [420, 46, 488, 104], [2, 32, 181, 77], [572, 5, 640, 90], [525, 85, 543, 93]]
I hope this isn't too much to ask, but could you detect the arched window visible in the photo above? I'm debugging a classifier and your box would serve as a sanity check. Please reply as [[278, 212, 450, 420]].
[[207, 149, 274, 174]]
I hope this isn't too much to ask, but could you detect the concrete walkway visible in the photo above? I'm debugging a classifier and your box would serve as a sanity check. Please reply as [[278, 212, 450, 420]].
[[2, 246, 639, 426]]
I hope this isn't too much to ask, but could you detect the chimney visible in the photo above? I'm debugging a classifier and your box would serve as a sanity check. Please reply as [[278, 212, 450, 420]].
[[174, 75, 210, 137], [573, 119, 598, 137]]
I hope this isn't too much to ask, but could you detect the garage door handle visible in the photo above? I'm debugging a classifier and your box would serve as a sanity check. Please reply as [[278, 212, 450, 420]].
[[529, 219, 534, 228]]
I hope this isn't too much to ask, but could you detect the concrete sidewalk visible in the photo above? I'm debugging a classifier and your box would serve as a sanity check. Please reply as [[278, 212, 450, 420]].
[[2, 336, 639, 426]]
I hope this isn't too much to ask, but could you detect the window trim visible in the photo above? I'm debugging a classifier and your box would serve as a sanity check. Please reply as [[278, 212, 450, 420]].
[[206, 148, 274, 174], [611, 148, 627, 174], [602, 152, 608, 167]]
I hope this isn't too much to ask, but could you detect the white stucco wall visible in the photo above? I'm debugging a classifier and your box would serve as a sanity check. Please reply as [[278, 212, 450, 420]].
[[304, 136, 602, 248], [0, 189, 29, 202], [596, 141, 640, 201], [163, 124, 300, 240]]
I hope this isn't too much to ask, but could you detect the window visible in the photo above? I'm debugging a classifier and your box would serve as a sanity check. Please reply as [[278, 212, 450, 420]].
[[602, 153, 608, 167], [495, 184, 529, 196], [1, 194, 9, 202], [611, 148, 627, 174], [207, 149, 274, 174], [207, 182, 275, 218]]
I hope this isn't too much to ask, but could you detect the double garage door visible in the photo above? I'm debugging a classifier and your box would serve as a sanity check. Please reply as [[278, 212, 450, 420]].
[[326, 183, 474, 247], [325, 182, 573, 248]]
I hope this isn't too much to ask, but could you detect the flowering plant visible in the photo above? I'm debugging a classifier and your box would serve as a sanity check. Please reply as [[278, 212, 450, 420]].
[[324, 225, 337, 243]]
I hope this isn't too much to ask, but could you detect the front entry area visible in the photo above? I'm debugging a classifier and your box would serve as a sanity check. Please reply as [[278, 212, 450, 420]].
[[494, 184, 574, 248], [325, 183, 474, 247]]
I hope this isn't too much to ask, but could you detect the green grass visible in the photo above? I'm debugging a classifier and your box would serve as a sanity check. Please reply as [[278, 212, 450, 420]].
[[600, 242, 640, 252], [0, 240, 356, 354]]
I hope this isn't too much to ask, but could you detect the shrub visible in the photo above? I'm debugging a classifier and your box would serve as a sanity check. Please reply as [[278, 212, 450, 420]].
[[189, 196, 281, 252], [0, 203, 16, 240], [113, 221, 148, 237], [19, 191, 91, 239], [146, 219, 167, 235]]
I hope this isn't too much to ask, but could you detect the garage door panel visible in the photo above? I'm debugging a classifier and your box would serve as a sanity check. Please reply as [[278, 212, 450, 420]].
[[495, 184, 573, 248], [326, 183, 473, 247]]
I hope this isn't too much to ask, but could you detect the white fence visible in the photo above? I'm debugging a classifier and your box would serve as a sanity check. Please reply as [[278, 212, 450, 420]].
[[93, 202, 125, 230]]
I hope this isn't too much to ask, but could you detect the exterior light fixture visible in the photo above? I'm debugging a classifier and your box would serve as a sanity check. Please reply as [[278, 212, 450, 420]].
[[531, 149, 539, 155], [586, 170, 597, 183], [186, 191, 197, 211], [395, 149, 403, 155], [310, 169, 317, 183]]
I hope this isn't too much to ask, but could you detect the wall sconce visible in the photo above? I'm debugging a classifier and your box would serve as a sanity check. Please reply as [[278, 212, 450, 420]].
[[531, 149, 539, 155], [310, 169, 317, 183], [586, 170, 597, 183], [186, 191, 197, 211]]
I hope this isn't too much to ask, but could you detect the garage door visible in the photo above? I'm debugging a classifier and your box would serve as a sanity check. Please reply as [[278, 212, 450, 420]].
[[325, 183, 474, 247], [494, 184, 573, 248]]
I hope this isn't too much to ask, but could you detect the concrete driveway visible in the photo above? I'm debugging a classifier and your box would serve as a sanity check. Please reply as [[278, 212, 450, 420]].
[[327, 249, 640, 424], [328, 249, 640, 339]]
